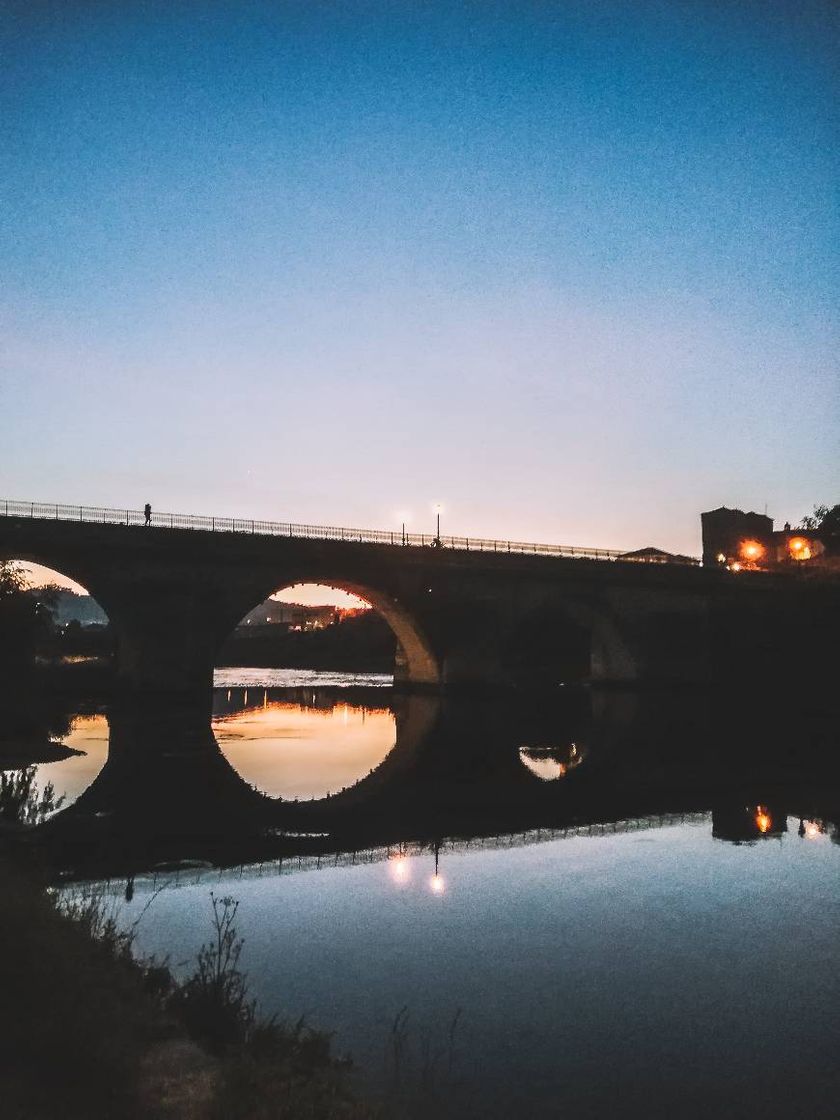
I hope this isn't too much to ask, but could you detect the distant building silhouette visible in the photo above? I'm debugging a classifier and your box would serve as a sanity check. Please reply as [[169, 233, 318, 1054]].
[[701, 507, 773, 568], [701, 506, 828, 569], [238, 599, 338, 631]]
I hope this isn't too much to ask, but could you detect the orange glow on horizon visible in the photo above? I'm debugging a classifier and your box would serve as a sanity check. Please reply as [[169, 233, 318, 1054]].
[[15, 562, 90, 595], [270, 584, 371, 609]]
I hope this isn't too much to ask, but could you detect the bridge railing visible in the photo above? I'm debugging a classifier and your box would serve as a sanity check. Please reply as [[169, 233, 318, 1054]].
[[0, 499, 699, 564]]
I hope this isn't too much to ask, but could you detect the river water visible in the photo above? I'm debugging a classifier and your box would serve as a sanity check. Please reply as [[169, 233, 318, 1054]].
[[19, 671, 840, 1117]]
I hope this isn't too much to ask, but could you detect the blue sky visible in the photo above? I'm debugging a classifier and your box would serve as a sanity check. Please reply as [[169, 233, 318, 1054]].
[[2, 0, 837, 558]]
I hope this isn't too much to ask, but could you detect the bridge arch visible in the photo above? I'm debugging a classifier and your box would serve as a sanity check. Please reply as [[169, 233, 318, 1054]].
[[215, 577, 441, 690], [0, 556, 115, 667], [499, 596, 638, 686]]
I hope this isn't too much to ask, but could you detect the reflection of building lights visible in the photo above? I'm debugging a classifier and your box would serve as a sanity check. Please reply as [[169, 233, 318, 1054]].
[[755, 806, 772, 834], [804, 820, 822, 840], [430, 874, 445, 894]]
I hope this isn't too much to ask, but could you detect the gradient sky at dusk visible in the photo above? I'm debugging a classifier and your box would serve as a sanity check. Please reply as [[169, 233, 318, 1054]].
[[3, 1, 837, 558]]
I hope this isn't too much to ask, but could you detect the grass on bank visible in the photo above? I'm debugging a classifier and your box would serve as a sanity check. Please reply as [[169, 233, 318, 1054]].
[[1, 770, 463, 1119], [0, 856, 377, 1120]]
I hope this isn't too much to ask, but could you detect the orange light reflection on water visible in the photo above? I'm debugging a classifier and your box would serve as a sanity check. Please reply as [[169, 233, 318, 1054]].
[[212, 700, 396, 800], [24, 714, 110, 812], [755, 806, 772, 834]]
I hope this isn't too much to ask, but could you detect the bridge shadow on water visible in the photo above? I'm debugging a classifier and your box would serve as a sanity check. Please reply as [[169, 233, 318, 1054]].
[[27, 683, 840, 884]]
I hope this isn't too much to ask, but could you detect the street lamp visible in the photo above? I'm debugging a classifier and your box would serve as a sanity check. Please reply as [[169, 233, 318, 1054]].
[[433, 502, 443, 546], [396, 512, 410, 546]]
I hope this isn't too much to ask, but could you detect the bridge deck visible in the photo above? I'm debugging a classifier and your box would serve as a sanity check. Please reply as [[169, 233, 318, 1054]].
[[0, 498, 698, 565]]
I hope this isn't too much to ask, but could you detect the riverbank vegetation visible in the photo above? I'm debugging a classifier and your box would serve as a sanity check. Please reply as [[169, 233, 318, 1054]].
[[217, 611, 395, 674], [0, 855, 377, 1119], [0, 574, 378, 1120]]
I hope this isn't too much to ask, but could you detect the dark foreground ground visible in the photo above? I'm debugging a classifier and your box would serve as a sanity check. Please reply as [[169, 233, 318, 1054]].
[[0, 857, 377, 1120]]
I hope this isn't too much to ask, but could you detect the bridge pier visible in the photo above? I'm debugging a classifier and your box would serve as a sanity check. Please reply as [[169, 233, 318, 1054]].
[[110, 578, 222, 715]]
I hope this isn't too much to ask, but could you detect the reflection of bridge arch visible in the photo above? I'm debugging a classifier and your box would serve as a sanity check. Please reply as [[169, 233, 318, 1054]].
[[45, 693, 442, 835], [300, 693, 441, 809]]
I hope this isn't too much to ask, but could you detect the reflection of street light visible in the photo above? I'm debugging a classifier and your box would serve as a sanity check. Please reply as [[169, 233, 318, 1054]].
[[429, 840, 445, 894], [390, 854, 410, 883]]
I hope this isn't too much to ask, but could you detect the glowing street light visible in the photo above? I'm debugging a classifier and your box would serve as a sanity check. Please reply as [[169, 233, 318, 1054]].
[[433, 502, 443, 546]]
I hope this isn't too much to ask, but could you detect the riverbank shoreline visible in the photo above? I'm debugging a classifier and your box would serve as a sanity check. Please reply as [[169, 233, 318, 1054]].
[[0, 857, 215, 1120], [0, 856, 377, 1119]]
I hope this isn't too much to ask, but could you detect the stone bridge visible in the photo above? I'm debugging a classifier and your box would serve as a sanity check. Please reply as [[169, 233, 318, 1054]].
[[1, 504, 835, 705]]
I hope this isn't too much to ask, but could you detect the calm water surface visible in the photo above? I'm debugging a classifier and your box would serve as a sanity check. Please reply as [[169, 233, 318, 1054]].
[[28, 713, 109, 810], [212, 686, 394, 800], [117, 815, 839, 1118], [35, 672, 840, 1117]]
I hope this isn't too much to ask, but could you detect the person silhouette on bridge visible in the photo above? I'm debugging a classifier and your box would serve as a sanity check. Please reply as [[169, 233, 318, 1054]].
[[144, 502, 152, 526]]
